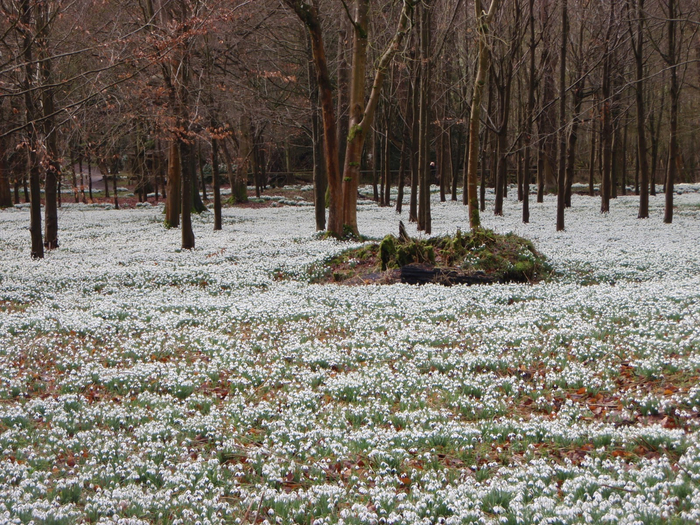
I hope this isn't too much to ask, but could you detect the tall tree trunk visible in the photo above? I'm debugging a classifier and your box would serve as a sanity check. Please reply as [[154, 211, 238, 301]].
[[588, 116, 596, 196], [396, 138, 406, 213], [516, 77, 524, 204], [102, 154, 111, 199], [198, 141, 208, 202], [70, 150, 78, 203], [461, 100, 470, 206], [523, 0, 536, 224], [452, 126, 461, 201], [556, 0, 567, 231], [37, 1, 59, 249], [409, 52, 419, 222], [382, 107, 392, 207], [112, 153, 119, 209], [601, 88, 612, 212], [417, 0, 431, 234], [0, 126, 10, 208], [600, 4, 615, 213], [340, 0, 412, 236], [371, 126, 379, 202], [466, 0, 500, 229], [212, 137, 222, 231], [307, 31, 327, 231], [648, 80, 664, 197], [633, 0, 649, 219], [611, 87, 621, 200], [565, 23, 585, 208], [621, 113, 629, 195], [20, 0, 43, 258], [221, 139, 244, 203], [152, 146, 159, 201], [494, 0, 519, 217], [190, 148, 207, 213], [537, 0, 557, 202], [165, 141, 181, 227], [337, 19, 349, 184], [87, 149, 94, 202], [284, 0, 342, 236], [180, 139, 195, 249], [396, 73, 410, 214], [664, 0, 678, 224], [80, 155, 87, 203], [438, 75, 447, 204], [252, 132, 262, 199]]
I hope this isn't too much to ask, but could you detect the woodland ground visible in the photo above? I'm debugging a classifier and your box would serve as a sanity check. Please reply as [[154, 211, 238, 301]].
[[0, 186, 699, 524]]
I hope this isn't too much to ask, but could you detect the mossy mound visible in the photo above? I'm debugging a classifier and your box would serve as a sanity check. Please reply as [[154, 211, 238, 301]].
[[317, 227, 551, 285]]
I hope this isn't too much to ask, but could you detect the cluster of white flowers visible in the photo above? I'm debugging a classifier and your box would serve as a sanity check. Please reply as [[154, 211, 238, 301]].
[[0, 185, 699, 523]]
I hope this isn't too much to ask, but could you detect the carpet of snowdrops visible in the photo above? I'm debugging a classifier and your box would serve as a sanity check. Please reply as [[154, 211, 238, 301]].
[[1, 186, 700, 525]]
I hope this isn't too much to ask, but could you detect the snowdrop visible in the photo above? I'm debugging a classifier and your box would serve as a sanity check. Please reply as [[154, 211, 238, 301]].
[[1, 187, 699, 522]]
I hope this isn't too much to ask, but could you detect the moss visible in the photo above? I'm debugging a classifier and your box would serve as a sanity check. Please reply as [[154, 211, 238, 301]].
[[379, 235, 396, 271], [313, 228, 550, 285], [347, 125, 363, 142]]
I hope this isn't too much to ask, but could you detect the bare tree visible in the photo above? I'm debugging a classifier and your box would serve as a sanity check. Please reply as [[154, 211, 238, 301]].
[[466, 0, 500, 229], [629, 0, 650, 218], [556, 0, 568, 231], [340, 0, 413, 237]]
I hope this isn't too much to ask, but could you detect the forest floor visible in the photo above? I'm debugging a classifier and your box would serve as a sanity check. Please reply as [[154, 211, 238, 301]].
[[1, 185, 700, 524]]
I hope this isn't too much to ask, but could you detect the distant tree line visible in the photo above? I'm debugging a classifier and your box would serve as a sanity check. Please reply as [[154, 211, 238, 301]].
[[0, 0, 698, 256]]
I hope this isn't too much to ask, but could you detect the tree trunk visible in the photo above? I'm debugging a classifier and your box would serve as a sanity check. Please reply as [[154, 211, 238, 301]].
[[461, 98, 470, 206], [191, 159, 207, 213], [307, 31, 327, 231], [102, 154, 111, 199], [36, 1, 60, 249], [70, 150, 78, 203], [20, 0, 43, 258], [112, 154, 119, 209], [198, 141, 208, 202], [523, 0, 536, 224], [341, 0, 412, 236], [87, 150, 94, 202], [165, 141, 181, 227], [382, 108, 392, 207], [14, 176, 20, 205], [409, 52, 419, 222], [556, 0, 567, 231], [649, 85, 663, 197], [337, 19, 349, 184], [212, 138, 222, 231], [467, 0, 500, 229], [180, 139, 195, 249], [494, 0, 519, 217], [438, 96, 447, 203], [620, 113, 629, 196], [0, 128, 10, 208], [664, 0, 678, 224], [417, 0, 431, 234], [600, 4, 614, 214], [221, 139, 246, 203], [396, 138, 406, 214], [252, 132, 262, 199], [284, 0, 342, 236], [601, 96, 612, 212], [588, 117, 596, 197], [370, 126, 379, 202], [452, 126, 461, 201], [565, 25, 585, 208]]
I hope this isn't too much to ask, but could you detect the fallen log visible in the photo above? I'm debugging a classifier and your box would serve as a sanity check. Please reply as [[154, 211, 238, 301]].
[[400, 264, 496, 286]]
